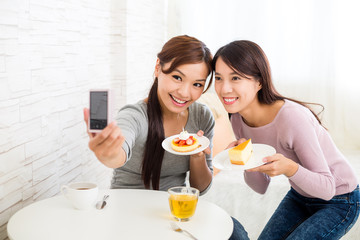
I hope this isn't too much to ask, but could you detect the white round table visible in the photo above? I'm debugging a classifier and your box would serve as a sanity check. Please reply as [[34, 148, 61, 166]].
[[7, 189, 233, 240]]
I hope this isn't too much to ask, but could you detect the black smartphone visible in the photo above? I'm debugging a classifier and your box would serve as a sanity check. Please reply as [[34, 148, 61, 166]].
[[89, 89, 113, 132]]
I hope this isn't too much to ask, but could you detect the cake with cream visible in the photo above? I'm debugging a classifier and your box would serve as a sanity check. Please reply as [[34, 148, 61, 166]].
[[229, 139, 253, 165], [171, 130, 199, 152]]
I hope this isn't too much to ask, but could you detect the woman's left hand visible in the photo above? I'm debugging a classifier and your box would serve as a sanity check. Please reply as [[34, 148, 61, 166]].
[[188, 130, 212, 192], [246, 153, 298, 177], [190, 130, 211, 157]]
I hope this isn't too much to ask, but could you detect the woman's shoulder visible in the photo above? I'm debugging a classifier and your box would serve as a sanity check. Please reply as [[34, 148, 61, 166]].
[[119, 100, 148, 120], [191, 101, 213, 116], [189, 101, 215, 133], [282, 100, 315, 116], [278, 100, 318, 127], [190, 102, 211, 112]]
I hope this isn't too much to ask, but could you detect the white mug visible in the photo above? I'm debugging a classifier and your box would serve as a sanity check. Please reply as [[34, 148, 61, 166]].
[[61, 182, 98, 210]]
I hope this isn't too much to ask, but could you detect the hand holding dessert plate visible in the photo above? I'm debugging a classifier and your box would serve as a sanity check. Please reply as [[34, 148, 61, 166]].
[[162, 133, 210, 156], [213, 144, 276, 171]]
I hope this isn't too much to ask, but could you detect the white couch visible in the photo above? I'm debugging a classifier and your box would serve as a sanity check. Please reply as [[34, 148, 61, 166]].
[[197, 93, 360, 240], [202, 153, 360, 239]]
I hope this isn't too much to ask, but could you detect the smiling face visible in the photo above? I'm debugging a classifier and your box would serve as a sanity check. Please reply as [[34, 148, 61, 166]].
[[214, 57, 262, 115], [155, 60, 209, 115]]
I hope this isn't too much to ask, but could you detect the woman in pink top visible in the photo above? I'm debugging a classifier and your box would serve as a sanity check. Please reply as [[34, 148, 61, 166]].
[[213, 40, 359, 239]]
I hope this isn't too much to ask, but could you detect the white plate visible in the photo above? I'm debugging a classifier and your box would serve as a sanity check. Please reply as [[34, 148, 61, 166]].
[[213, 144, 276, 170], [162, 134, 210, 156]]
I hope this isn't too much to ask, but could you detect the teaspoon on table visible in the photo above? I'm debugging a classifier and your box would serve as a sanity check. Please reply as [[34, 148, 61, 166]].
[[96, 194, 109, 210]]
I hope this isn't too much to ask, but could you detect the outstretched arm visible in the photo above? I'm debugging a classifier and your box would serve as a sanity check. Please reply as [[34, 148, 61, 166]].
[[84, 108, 126, 168]]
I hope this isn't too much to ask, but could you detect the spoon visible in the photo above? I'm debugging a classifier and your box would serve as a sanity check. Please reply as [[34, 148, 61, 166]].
[[170, 221, 197, 239], [96, 194, 109, 210]]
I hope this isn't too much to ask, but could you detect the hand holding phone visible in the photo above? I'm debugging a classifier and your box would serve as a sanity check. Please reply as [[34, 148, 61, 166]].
[[88, 89, 113, 133], [85, 89, 126, 168], [83, 111, 126, 168]]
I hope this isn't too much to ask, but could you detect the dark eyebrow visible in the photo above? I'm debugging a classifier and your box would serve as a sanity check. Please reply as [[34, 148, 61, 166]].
[[195, 79, 207, 82], [174, 69, 185, 76], [174, 69, 207, 82], [215, 71, 239, 76]]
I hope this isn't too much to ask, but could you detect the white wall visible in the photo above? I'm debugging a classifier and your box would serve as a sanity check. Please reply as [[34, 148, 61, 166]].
[[125, 0, 168, 104], [0, 0, 167, 239]]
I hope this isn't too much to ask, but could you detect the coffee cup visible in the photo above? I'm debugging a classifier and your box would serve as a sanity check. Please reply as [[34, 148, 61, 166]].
[[168, 186, 199, 221], [61, 182, 98, 210]]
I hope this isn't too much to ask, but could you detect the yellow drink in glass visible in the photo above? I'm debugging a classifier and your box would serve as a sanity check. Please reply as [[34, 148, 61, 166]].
[[168, 187, 199, 221]]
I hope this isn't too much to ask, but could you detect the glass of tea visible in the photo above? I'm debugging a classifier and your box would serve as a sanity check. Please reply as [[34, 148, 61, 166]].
[[168, 186, 199, 222]]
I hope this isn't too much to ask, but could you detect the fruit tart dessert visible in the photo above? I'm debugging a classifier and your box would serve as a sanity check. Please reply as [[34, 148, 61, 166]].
[[171, 130, 199, 152]]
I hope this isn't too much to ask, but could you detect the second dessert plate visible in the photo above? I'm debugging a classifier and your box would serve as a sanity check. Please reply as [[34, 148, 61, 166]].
[[213, 144, 276, 171], [162, 133, 210, 156]]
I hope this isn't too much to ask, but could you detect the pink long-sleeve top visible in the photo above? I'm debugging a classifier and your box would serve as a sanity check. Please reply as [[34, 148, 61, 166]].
[[231, 100, 358, 201]]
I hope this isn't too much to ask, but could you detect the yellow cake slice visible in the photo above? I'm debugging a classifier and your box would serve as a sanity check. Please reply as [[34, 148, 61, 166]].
[[229, 139, 253, 165]]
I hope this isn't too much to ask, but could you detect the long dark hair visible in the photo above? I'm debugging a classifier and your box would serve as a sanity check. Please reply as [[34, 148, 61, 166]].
[[142, 35, 213, 190], [212, 40, 324, 125]]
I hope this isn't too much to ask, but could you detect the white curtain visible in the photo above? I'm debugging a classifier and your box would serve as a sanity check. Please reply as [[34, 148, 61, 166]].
[[168, 0, 360, 150]]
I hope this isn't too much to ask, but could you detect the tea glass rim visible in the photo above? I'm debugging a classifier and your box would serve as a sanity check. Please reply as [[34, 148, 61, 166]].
[[167, 186, 199, 195]]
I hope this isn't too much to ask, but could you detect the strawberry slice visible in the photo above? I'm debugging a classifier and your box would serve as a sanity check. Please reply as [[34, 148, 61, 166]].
[[178, 140, 186, 146], [186, 138, 194, 145], [173, 137, 180, 144]]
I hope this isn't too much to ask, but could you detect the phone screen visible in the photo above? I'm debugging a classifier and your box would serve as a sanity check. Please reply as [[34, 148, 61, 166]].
[[90, 91, 108, 130]]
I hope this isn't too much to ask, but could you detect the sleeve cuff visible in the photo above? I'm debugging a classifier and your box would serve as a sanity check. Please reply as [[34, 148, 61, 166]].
[[122, 140, 131, 163], [199, 179, 213, 196], [288, 164, 303, 182]]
